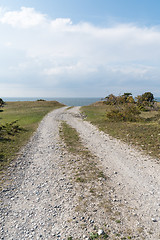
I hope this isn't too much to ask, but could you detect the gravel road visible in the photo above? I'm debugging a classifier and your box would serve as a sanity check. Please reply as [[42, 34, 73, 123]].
[[1, 107, 160, 239]]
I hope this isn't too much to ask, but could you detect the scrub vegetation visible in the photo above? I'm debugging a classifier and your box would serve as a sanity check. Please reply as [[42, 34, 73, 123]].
[[0, 100, 64, 172], [82, 92, 160, 159]]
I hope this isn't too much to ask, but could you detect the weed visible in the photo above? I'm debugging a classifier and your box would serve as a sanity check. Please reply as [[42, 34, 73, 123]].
[[67, 106, 74, 110], [90, 188, 95, 194], [89, 232, 99, 239], [67, 237, 73, 240], [115, 219, 121, 224], [103, 233, 109, 238], [97, 171, 106, 179], [76, 177, 86, 183]]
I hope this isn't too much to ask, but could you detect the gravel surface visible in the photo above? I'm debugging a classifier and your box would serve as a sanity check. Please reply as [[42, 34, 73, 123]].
[[1, 106, 160, 239]]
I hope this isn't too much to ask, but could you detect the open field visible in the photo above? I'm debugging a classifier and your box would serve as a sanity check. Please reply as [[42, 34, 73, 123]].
[[0, 101, 64, 172], [81, 103, 160, 159]]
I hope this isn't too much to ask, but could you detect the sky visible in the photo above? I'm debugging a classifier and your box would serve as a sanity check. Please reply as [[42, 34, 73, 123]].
[[0, 0, 160, 97]]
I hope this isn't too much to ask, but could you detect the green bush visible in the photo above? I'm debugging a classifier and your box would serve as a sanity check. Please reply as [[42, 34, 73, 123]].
[[106, 104, 140, 122], [136, 92, 155, 110], [0, 121, 22, 136], [105, 94, 117, 105], [37, 99, 46, 101], [105, 93, 135, 105], [0, 98, 5, 107]]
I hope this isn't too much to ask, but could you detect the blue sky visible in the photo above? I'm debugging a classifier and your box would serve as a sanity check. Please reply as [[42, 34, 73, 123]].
[[0, 0, 160, 97]]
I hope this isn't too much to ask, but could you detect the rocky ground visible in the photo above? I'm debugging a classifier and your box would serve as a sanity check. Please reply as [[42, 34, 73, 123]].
[[0, 107, 160, 239]]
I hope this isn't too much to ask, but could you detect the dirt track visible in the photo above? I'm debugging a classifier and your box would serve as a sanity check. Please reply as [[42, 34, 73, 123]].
[[1, 107, 160, 239]]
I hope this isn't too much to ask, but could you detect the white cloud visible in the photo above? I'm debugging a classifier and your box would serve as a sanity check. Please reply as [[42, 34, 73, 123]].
[[0, 7, 160, 97], [51, 18, 72, 29], [4, 41, 12, 47], [0, 7, 46, 28]]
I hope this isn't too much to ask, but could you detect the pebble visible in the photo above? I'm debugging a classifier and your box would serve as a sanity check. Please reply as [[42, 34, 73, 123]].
[[98, 229, 104, 235], [152, 218, 158, 222]]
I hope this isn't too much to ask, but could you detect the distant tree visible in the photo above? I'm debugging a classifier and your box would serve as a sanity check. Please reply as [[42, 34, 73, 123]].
[[116, 95, 126, 104], [136, 92, 154, 109], [141, 92, 154, 103], [126, 95, 135, 103], [122, 93, 134, 103], [123, 93, 132, 98], [105, 93, 135, 105], [0, 98, 5, 107], [105, 94, 117, 105]]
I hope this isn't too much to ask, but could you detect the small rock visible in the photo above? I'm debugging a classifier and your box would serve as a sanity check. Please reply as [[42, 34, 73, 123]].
[[152, 218, 157, 222], [98, 229, 104, 235], [83, 235, 88, 239]]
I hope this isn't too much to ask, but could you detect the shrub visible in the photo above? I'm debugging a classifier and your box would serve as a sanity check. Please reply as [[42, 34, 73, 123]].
[[37, 99, 46, 101], [141, 92, 154, 103], [105, 93, 135, 105], [0, 98, 5, 107], [136, 92, 155, 110], [105, 94, 117, 105], [0, 121, 22, 136], [106, 104, 140, 122]]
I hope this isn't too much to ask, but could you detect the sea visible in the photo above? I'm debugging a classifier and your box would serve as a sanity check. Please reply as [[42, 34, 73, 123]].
[[2, 97, 160, 106], [155, 97, 160, 102], [2, 97, 102, 106]]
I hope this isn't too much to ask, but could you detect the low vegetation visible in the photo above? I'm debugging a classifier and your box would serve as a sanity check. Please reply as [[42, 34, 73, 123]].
[[82, 92, 160, 159], [0, 100, 64, 173]]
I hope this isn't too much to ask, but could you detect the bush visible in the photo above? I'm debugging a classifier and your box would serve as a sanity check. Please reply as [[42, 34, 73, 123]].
[[0, 121, 22, 136], [106, 104, 140, 122], [0, 98, 5, 107], [105, 94, 117, 105], [136, 92, 155, 110], [37, 99, 46, 101], [105, 93, 135, 105]]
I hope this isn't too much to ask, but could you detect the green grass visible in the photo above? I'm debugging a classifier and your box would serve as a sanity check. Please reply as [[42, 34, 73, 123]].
[[59, 121, 82, 154], [0, 101, 64, 173], [81, 105, 160, 159], [66, 106, 74, 110]]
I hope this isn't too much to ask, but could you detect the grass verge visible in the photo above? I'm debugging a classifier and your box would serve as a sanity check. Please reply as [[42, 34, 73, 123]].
[[0, 101, 64, 172], [81, 105, 160, 159]]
